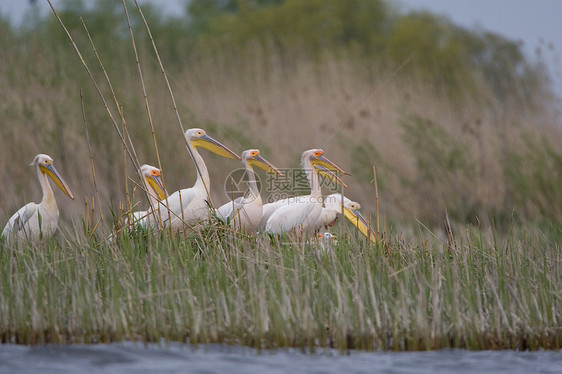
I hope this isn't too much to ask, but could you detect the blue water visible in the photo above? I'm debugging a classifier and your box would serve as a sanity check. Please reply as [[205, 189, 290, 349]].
[[0, 342, 560, 374]]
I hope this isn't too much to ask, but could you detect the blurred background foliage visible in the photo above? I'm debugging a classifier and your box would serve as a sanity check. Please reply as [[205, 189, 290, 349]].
[[0, 0, 560, 234], [7, 0, 550, 104]]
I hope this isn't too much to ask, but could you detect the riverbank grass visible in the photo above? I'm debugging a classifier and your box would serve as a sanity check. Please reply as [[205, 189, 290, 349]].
[[1, 222, 559, 351]]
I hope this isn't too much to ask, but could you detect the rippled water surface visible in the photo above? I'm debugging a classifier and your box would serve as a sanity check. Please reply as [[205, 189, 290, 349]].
[[0, 342, 560, 374]]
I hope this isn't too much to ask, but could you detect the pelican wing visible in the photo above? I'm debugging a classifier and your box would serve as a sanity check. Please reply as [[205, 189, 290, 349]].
[[319, 208, 338, 228], [2, 203, 37, 239], [128, 210, 150, 227], [216, 197, 245, 221], [165, 187, 213, 228], [259, 198, 294, 231], [265, 202, 316, 234], [131, 210, 146, 222], [166, 188, 196, 215]]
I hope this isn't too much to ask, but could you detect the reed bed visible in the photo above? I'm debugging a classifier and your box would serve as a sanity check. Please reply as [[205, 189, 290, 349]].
[[0, 222, 559, 351]]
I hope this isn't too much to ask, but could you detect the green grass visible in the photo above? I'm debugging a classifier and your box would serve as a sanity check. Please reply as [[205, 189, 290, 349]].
[[1, 222, 559, 351]]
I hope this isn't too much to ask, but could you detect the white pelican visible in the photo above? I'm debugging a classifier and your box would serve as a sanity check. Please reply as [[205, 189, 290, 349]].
[[259, 162, 347, 232], [319, 193, 377, 243], [259, 163, 348, 232], [216, 149, 283, 232], [129, 164, 168, 228], [317, 232, 338, 253], [265, 149, 347, 234], [2, 154, 74, 244], [164, 128, 240, 230], [319, 193, 360, 229]]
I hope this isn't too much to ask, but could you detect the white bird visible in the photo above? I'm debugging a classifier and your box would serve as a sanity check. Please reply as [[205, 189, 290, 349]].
[[2, 154, 74, 244], [319, 193, 360, 229], [216, 149, 283, 232], [319, 193, 377, 243], [163, 128, 240, 231], [316, 232, 338, 253], [129, 164, 168, 228], [265, 149, 347, 234], [259, 164, 347, 231], [259, 160, 348, 232]]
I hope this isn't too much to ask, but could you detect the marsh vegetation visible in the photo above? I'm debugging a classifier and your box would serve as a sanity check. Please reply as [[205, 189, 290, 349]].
[[0, 0, 560, 351]]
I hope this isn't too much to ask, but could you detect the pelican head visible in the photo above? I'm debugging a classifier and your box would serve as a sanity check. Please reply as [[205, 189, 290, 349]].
[[324, 193, 376, 243], [244, 149, 284, 176], [32, 154, 74, 200], [318, 232, 337, 241], [302, 149, 349, 175], [185, 128, 241, 160], [317, 232, 338, 252], [140, 164, 167, 200]]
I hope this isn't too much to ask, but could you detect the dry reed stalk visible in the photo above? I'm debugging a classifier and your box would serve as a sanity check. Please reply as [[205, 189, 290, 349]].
[[121, 0, 164, 229], [372, 165, 380, 237], [131, 0, 218, 233], [444, 211, 456, 253], [120, 104, 133, 226], [46, 1, 160, 233], [46, 1, 138, 170], [80, 17, 153, 228], [367, 212, 372, 245], [80, 89, 104, 231]]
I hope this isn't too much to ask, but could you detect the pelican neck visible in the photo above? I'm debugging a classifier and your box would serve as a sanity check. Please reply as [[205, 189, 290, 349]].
[[187, 141, 211, 190]]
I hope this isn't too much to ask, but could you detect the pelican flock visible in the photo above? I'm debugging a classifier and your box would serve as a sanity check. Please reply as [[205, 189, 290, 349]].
[[2, 154, 74, 244], [1, 129, 379, 246]]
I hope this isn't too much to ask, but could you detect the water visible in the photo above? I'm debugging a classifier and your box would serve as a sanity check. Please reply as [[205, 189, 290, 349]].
[[0, 342, 560, 374]]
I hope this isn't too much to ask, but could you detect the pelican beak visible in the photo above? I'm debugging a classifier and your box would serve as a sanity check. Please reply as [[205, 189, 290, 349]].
[[192, 134, 241, 160], [146, 174, 167, 200], [249, 154, 284, 176], [314, 165, 348, 188], [342, 207, 377, 243], [311, 153, 349, 175], [40, 164, 74, 200]]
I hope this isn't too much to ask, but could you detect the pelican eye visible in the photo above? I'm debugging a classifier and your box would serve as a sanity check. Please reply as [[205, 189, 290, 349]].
[[314, 151, 323, 157], [250, 151, 259, 157], [151, 170, 160, 176]]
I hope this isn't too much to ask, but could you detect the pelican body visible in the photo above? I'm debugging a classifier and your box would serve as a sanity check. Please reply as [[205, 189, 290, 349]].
[[163, 128, 240, 231], [216, 149, 283, 232], [264, 149, 347, 234], [2, 154, 74, 244], [319, 193, 361, 228], [129, 164, 168, 228], [259, 164, 347, 232]]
